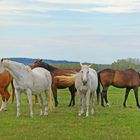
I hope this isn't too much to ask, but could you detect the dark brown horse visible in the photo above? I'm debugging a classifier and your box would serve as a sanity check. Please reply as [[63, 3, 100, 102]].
[[0, 70, 15, 111], [97, 68, 140, 108], [30, 59, 79, 107]]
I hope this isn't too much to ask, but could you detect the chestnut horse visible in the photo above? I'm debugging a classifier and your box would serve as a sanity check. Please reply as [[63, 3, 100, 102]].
[[0, 70, 15, 111], [30, 59, 79, 107], [97, 68, 140, 108]]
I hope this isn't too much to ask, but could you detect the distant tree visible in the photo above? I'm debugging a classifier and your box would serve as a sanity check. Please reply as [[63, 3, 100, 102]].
[[112, 58, 140, 71]]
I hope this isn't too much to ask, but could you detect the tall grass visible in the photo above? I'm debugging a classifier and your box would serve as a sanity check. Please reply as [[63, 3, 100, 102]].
[[0, 86, 140, 140]]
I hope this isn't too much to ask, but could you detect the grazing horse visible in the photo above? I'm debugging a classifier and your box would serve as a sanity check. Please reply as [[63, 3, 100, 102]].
[[97, 68, 140, 108], [75, 64, 98, 117], [0, 59, 54, 117], [30, 59, 79, 107], [0, 71, 15, 111]]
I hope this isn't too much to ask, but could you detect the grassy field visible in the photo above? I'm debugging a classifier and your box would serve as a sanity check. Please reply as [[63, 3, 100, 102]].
[[0, 86, 140, 140]]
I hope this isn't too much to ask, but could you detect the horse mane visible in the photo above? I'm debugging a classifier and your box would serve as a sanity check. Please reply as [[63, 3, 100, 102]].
[[41, 62, 58, 72], [99, 68, 115, 73], [25, 65, 31, 72]]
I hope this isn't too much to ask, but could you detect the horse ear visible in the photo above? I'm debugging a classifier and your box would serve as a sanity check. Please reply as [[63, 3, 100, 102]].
[[88, 64, 92, 68], [80, 63, 83, 67], [1, 58, 4, 62]]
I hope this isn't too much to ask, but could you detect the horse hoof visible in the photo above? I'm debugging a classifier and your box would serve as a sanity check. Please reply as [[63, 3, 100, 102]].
[[44, 112, 48, 116], [91, 109, 94, 115], [16, 114, 20, 118], [137, 106, 140, 110], [40, 112, 44, 116], [30, 113, 33, 118], [78, 112, 83, 116], [123, 104, 126, 108], [72, 104, 75, 107], [78, 113, 81, 116], [106, 103, 110, 107]]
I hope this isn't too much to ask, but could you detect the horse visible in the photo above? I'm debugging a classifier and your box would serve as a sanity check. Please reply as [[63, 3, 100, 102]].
[[0, 59, 54, 117], [97, 68, 140, 108], [30, 59, 79, 107], [0, 71, 15, 111], [75, 64, 98, 117]]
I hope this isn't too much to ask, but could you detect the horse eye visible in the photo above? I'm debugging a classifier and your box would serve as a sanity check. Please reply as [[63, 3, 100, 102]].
[[81, 70, 83, 73]]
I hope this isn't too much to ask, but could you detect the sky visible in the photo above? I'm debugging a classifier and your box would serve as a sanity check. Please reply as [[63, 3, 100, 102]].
[[0, 0, 140, 64]]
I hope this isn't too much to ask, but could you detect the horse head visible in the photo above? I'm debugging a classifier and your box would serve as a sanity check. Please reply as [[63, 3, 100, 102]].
[[30, 59, 43, 69], [80, 64, 92, 85]]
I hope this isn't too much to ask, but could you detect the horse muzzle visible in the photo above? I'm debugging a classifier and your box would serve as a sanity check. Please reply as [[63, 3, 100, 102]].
[[82, 81, 87, 85]]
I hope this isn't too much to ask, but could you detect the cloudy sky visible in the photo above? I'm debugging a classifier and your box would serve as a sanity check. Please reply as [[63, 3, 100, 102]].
[[0, 0, 140, 64]]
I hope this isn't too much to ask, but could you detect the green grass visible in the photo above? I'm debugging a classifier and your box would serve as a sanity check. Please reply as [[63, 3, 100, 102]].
[[0, 86, 140, 140]]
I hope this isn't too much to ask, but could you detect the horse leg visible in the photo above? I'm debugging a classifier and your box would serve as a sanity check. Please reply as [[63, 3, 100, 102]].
[[15, 88, 21, 117], [26, 89, 33, 117], [133, 87, 140, 109], [78, 90, 82, 116], [2, 89, 10, 111], [35, 95, 38, 104], [44, 91, 49, 116], [78, 91, 84, 116], [123, 88, 130, 108], [5, 87, 10, 102], [104, 93, 110, 106], [86, 90, 90, 117], [38, 94, 43, 116], [91, 91, 95, 115], [0, 88, 8, 111], [68, 87, 72, 107], [101, 87, 108, 107], [68, 86, 76, 107], [11, 80, 15, 104], [52, 86, 58, 107]]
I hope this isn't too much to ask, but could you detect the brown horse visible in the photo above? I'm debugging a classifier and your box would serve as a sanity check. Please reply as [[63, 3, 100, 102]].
[[30, 59, 79, 107], [97, 68, 140, 108], [0, 70, 15, 111]]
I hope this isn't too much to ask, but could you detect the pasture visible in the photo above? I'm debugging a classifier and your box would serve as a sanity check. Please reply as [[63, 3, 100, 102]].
[[0, 86, 140, 140]]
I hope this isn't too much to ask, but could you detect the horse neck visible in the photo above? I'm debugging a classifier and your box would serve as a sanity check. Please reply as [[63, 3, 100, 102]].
[[42, 62, 57, 73], [5, 66, 29, 82]]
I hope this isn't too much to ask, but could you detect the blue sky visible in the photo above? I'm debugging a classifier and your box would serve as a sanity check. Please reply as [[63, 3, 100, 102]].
[[0, 0, 140, 64]]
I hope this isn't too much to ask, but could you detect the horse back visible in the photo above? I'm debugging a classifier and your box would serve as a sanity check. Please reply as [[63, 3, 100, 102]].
[[0, 71, 13, 86], [53, 69, 79, 76], [113, 69, 140, 88], [89, 69, 98, 91], [99, 69, 115, 86]]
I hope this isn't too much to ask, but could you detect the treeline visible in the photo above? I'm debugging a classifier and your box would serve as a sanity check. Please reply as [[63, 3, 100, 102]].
[[54, 58, 140, 72], [55, 63, 111, 72], [112, 58, 140, 71], [6, 57, 140, 72]]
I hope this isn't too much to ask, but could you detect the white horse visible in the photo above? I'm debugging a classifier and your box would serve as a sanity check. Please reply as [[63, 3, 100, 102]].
[[0, 59, 54, 117], [75, 64, 98, 117]]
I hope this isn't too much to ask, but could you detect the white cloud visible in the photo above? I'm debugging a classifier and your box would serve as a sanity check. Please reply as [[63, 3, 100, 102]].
[[32, 0, 139, 5], [0, 0, 140, 16], [32, 0, 140, 13]]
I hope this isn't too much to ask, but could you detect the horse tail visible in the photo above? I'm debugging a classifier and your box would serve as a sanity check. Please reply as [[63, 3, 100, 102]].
[[48, 87, 55, 112], [11, 80, 15, 104], [97, 72, 101, 105]]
